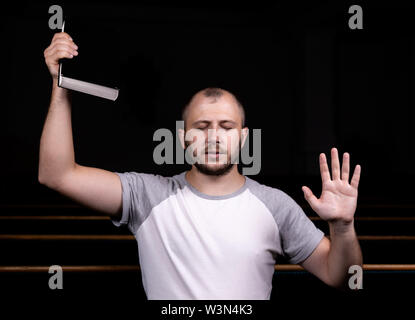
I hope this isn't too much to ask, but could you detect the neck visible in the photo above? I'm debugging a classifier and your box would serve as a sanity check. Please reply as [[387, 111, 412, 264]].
[[185, 165, 246, 196]]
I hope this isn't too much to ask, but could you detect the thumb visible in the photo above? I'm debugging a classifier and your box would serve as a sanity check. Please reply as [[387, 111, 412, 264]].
[[302, 186, 319, 209]]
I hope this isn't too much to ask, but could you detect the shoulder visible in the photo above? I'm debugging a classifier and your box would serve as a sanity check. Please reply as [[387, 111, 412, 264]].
[[114, 170, 186, 201], [246, 177, 303, 223], [246, 176, 298, 207]]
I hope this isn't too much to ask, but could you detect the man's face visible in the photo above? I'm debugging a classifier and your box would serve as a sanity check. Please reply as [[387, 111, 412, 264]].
[[183, 94, 246, 176]]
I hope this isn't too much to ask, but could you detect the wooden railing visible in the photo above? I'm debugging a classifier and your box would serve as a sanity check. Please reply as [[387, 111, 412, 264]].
[[1, 234, 415, 241], [1, 203, 414, 276], [1, 264, 415, 272]]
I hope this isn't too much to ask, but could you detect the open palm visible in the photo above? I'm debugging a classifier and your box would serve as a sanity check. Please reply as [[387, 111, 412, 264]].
[[302, 147, 361, 223]]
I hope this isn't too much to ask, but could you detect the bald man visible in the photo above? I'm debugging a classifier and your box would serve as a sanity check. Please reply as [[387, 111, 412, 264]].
[[39, 32, 362, 299]]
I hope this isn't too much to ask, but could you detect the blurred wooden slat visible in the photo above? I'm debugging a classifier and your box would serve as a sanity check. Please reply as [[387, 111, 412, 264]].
[[1, 215, 414, 221], [0, 216, 109, 220], [275, 264, 415, 271], [2, 234, 415, 241], [358, 235, 415, 240], [0, 234, 133, 240], [1, 264, 415, 272], [2, 203, 415, 209], [0, 204, 80, 209], [309, 216, 415, 221], [0, 265, 137, 272]]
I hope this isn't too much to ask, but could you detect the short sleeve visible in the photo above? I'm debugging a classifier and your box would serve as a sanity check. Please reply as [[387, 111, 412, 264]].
[[111, 172, 140, 233], [111, 171, 172, 235], [278, 194, 325, 264]]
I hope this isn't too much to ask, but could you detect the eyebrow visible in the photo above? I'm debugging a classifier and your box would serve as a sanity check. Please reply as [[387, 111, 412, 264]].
[[191, 120, 237, 126]]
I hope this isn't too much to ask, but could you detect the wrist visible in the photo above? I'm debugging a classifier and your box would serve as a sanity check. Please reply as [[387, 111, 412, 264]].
[[51, 78, 69, 99], [328, 219, 355, 236], [52, 77, 59, 88]]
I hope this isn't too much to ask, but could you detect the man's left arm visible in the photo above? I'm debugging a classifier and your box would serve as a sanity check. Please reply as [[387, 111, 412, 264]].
[[298, 147, 363, 289]]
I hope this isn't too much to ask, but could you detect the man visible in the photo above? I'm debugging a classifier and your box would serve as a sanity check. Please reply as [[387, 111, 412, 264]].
[[40, 31, 363, 299]]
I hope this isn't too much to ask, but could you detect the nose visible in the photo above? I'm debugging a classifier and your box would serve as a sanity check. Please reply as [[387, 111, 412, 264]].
[[206, 129, 229, 153], [206, 128, 227, 144], [206, 127, 226, 137]]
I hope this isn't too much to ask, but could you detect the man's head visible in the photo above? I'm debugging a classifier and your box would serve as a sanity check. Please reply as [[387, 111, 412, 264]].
[[181, 87, 246, 130], [179, 87, 248, 176]]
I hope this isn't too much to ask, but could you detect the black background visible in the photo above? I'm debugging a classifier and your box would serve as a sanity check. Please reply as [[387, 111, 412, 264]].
[[1, 0, 414, 204]]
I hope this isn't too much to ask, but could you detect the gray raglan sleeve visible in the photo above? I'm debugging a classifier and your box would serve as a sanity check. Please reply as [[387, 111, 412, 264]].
[[111, 171, 170, 235], [277, 191, 325, 264]]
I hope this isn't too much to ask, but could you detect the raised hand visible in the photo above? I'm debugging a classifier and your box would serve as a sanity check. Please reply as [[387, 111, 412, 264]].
[[302, 147, 361, 224], [44, 32, 78, 80]]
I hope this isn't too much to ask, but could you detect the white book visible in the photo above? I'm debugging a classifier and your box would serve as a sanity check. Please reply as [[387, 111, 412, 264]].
[[57, 21, 119, 101]]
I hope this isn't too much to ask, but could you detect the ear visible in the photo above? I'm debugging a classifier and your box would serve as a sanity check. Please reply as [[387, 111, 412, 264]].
[[240, 127, 249, 149], [178, 128, 186, 150]]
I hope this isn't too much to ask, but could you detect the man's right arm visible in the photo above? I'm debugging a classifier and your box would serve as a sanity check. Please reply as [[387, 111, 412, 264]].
[[39, 31, 122, 220]]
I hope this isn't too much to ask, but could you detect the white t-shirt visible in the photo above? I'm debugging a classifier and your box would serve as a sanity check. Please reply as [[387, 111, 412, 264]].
[[111, 170, 324, 300]]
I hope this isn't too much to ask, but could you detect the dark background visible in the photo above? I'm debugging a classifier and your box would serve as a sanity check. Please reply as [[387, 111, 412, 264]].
[[2, 0, 414, 204], [0, 0, 414, 315]]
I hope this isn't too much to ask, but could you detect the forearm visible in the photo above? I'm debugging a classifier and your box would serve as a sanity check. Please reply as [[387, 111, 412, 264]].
[[38, 79, 76, 187], [326, 220, 363, 288]]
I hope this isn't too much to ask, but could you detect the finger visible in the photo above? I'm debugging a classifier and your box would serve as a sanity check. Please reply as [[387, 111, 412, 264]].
[[302, 186, 319, 211], [55, 43, 78, 56], [44, 41, 78, 58], [331, 147, 340, 180], [52, 32, 73, 42], [319, 153, 331, 183], [45, 49, 76, 62], [52, 39, 78, 50], [45, 45, 78, 59], [341, 152, 350, 182], [350, 164, 361, 189]]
